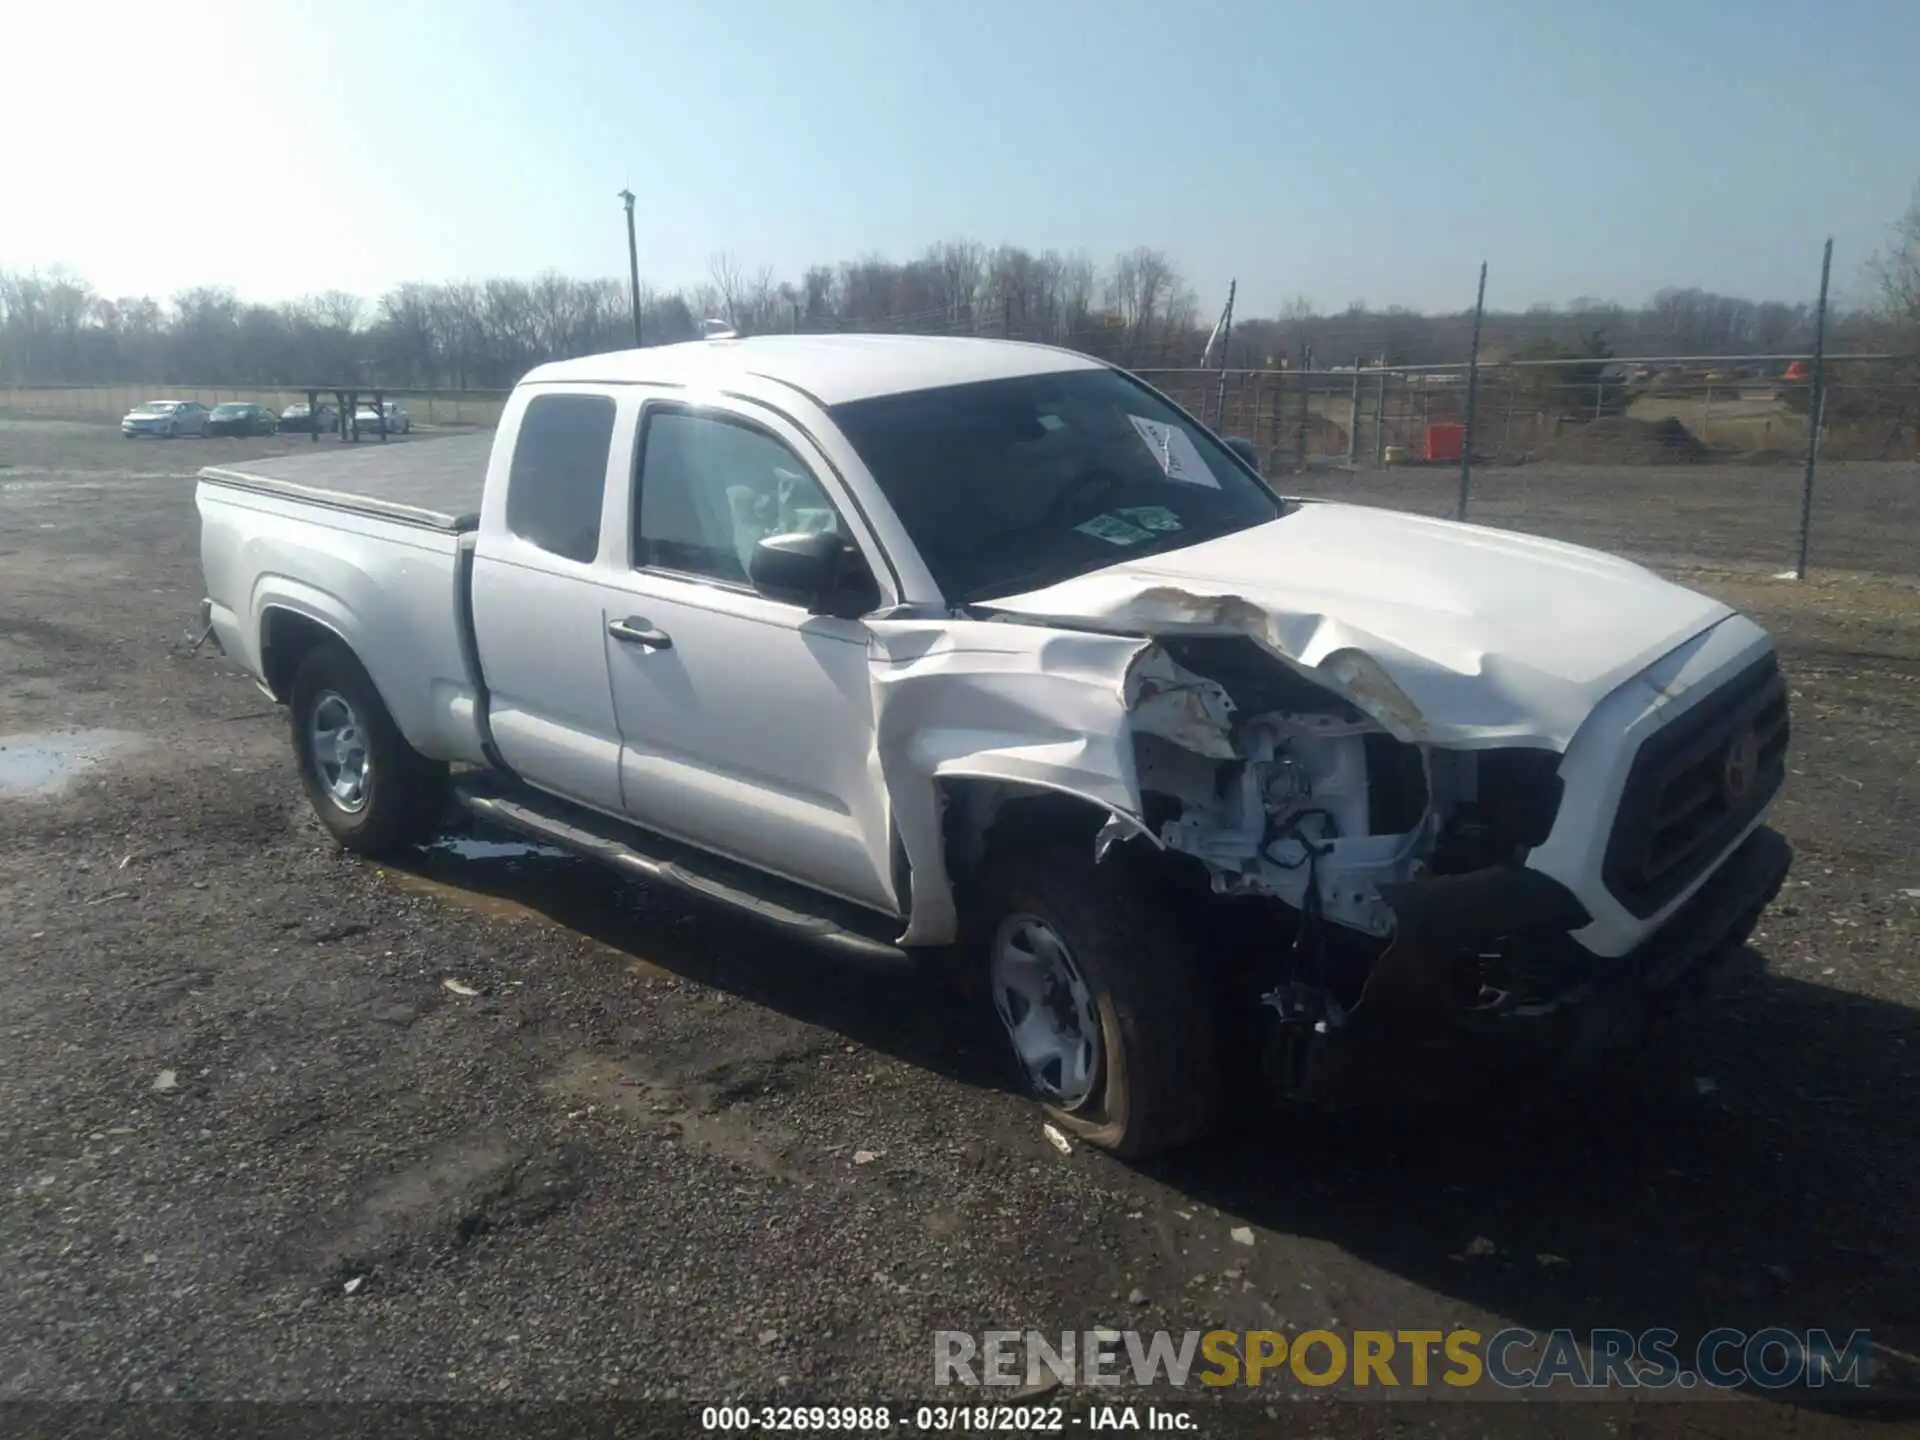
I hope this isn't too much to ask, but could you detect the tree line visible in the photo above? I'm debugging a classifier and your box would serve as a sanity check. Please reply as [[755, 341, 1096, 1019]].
[[1, 227, 1911, 393]]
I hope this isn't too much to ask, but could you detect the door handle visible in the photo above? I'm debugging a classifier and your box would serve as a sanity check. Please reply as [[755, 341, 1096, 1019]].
[[608, 616, 673, 650]]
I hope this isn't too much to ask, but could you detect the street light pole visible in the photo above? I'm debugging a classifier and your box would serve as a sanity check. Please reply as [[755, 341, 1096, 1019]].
[[618, 188, 642, 348]]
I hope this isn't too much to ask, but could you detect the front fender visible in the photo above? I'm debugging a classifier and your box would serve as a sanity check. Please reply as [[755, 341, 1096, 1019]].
[[868, 619, 1150, 946]]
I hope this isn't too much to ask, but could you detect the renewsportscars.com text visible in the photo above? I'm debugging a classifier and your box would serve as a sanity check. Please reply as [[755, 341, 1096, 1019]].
[[934, 1327, 1874, 1393]]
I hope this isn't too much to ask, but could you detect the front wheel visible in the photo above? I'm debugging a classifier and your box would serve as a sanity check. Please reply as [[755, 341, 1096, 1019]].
[[970, 840, 1221, 1159], [165, 422, 179, 439], [289, 641, 447, 854]]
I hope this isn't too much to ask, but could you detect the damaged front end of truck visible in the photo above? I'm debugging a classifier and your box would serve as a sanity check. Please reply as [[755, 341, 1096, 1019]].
[[874, 562, 1791, 1106], [1121, 629, 1617, 1098]]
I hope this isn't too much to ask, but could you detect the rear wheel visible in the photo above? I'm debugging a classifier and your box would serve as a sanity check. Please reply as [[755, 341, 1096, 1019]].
[[970, 840, 1221, 1159], [289, 641, 447, 854]]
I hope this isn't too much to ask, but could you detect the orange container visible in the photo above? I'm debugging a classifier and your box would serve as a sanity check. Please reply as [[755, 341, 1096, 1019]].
[[1425, 422, 1464, 462]]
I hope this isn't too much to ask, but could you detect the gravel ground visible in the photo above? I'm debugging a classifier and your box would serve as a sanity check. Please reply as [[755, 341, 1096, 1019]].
[[2, 419, 1917, 1436], [1287, 458, 1920, 581]]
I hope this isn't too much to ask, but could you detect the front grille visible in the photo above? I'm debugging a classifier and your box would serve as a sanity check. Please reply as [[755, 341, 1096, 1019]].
[[1603, 652, 1789, 918]]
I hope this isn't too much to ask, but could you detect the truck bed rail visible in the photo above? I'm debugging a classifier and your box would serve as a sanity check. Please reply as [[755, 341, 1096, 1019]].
[[197, 431, 492, 532]]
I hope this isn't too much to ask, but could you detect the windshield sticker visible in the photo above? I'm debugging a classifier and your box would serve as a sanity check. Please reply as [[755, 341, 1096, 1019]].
[[1114, 505, 1183, 534], [1075, 512, 1156, 546], [1127, 415, 1221, 488]]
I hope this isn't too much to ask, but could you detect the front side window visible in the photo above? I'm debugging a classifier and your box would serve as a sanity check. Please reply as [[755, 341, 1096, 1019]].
[[634, 409, 845, 585], [831, 368, 1287, 603], [505, 392, 615, 564]]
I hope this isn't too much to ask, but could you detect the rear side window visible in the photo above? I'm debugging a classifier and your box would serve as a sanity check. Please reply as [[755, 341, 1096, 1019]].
[[506, 393, 615, 563]]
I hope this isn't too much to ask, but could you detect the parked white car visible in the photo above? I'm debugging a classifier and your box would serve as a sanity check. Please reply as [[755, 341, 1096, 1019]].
[[352, 401, 411, 436], [122, 400, 211, 438], [193, 336, 1792, 1157]]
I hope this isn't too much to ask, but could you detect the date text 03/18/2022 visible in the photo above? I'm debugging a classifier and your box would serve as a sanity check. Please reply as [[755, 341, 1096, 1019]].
[[701, 1404, 1193, 1431]]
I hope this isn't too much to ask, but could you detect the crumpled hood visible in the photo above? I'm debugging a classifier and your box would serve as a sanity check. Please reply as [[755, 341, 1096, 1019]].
[[980, 502, 1735, 749]]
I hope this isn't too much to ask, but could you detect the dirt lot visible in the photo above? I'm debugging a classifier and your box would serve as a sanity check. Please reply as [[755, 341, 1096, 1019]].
[[2, 419, 1918, 1434], [1288, 458, 1920, 580]]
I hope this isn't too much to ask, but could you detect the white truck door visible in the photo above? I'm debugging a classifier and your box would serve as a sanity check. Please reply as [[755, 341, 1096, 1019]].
[[470, 386, 628, 814], [597, 398, 898, 917]]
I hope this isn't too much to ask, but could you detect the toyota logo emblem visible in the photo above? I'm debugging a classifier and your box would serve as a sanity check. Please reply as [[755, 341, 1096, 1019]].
[[1721, 729, 1760, 804]]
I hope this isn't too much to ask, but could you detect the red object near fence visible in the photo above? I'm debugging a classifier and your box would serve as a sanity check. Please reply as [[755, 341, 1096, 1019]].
[[1425, 422, 1464, 462], [1784, 360, 1809, 382]]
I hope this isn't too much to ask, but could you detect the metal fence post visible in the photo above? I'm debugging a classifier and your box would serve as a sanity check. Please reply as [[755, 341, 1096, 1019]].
[[1794, 238, 1834, 579], [1296, 346, 1312, 471], [1346, 357, 1361, 464], [1373, 366, 1387, 465], [1456, 261, 1488, 521]]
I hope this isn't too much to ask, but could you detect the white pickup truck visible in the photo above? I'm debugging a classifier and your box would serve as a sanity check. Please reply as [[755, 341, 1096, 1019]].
[[196, 335, 1791, 1157]]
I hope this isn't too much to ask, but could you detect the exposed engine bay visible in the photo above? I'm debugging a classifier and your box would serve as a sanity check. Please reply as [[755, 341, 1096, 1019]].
[[1123, 636, 1563, 941]]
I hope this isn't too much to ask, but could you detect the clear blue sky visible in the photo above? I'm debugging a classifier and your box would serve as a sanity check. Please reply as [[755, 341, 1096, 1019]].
[[7, 0, 1914, 316]]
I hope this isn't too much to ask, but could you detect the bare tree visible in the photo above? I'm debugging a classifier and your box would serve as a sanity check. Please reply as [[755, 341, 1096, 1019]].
[[800, 266, 834, 326], [739, 265, 781, 334], [689, 283, 725, 330], [708, 251, 746, 329], [308, 290, 364, 333], [1057, 251, 1096, 339], [928, 240, 984, 329], [1105, 247, 1183, 355], [1871, 183, 1920, 346]]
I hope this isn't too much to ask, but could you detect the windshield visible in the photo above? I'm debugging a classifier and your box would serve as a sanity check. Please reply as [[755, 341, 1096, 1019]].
[[212, 404, 248, 416], [830, 368, 1286, 603], [134, 402, 176, 414]]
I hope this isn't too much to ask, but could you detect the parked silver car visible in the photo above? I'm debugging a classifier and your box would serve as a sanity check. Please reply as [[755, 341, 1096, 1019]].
[[352, 401, 412, 436], [121, 400, 211, 438]]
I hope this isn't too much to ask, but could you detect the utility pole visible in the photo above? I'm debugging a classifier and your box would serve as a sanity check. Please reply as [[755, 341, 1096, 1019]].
[[618, 188, 642, 348], [1211, 280, 1236, 428]]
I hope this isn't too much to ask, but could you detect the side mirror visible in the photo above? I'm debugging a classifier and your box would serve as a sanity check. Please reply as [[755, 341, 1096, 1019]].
[[749, 530, 875, 616], [1223, 435, 1261, 472]]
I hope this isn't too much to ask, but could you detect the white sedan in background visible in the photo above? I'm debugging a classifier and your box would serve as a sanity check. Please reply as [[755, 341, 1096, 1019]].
[[121, 400, 211, 438], [351, 402, 412, 436]]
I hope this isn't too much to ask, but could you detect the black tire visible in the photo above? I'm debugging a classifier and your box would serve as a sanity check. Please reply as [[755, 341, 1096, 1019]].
[[288, 640, 447, 854], [166, 422, 179, 439], [969, 839, 1221, 1159]]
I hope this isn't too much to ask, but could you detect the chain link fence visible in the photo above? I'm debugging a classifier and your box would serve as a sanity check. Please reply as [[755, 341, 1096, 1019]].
[[6, 347, 1916, 582], [1134, 351, 1919, 580]]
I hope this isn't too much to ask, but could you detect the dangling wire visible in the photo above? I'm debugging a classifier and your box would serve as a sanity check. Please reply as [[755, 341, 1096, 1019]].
[[1263, 806, 1338, 869], [1268, 807, 1338, 986]]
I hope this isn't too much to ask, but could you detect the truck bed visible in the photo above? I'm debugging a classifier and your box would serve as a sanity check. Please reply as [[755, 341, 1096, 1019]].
[[197, 431, 492, 532]]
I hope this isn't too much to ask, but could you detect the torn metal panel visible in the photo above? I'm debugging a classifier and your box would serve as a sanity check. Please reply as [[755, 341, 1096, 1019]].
[[979, 503, 1734, 750], [867, 618, 1151, 946], [1121, 641, 1433, 937], [1123, 647, 1237, 759]]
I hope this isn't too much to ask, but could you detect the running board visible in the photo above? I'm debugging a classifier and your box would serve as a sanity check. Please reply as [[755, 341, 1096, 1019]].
[[452, 782, 907, 965]]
